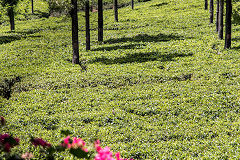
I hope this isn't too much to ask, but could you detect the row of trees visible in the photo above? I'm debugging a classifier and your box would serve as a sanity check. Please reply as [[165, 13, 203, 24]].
[[72, 0, 135, 66], [1, 0, 235, 67], [205, 0, 232, 49], [0, 0, 133, 67]]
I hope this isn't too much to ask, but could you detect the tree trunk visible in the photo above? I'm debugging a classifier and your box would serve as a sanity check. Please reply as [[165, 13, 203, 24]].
[[85, 0, 90, 50], [205, 0, 208, 10], [113, 0, 118, 22], [8, 7, 15, 31], [98, 0, 103, 42], [91, 0, 93, 12], [210, 0, 214, 23], [31, 0, 34, 14], [71, 0, 79, 64], [131, 0, 134, 9], [218, 0, 224, 39], [225, 0, 232, 49], [216, 0, 219, 32]]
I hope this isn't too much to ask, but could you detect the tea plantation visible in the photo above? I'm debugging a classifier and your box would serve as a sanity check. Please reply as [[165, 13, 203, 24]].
[[1, 0, 240, 159]]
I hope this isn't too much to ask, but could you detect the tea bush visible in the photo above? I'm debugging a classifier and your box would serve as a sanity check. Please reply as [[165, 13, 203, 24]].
[[1, 0, 240, 159]]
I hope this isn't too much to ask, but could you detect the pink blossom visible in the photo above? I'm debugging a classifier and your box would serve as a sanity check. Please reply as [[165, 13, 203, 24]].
[[61, 136, 71, 148], [31, 138, 51, 148], [21, 152, 34, 159], [94, 140, 102, 152], [94, 146, 115, 160], [115, 152, 123, 160], [4, 142, 11, 152], [115, 152, 134, 160], [0, 133, 19, 152], [61, 136, 88, 152], [71, 137, 88, 152], [94, 140, 134, 160]]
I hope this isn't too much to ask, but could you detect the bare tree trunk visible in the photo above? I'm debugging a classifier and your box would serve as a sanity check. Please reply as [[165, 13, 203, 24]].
[[113, 0, 118, 22], [91, 0, 94, 12], [131, 0, 134, 9], [205, 0, 208, 10], [71, 0, 79, 64], [8, 7, 15, 31], [98, 0, 103, 42], [210, 0, 214, 23], [218, 0, 224, 39], [85, 0, 90, 50], [31, 0, 34, 14], [216, 0, 219, 32], [225, 0, 232, 49]]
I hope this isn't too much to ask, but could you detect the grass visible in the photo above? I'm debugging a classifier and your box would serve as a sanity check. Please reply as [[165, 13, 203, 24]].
[[1, 0, 240, 159]]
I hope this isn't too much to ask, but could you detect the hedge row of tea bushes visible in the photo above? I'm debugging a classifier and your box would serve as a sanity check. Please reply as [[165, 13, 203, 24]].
[[1, 0, 240, 159]]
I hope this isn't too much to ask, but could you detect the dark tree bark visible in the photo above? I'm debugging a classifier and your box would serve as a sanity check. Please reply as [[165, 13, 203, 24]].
[[98, 0, 103, 42], [31, 0, 34, 14], [8, 7, 15, 31], [216, 0, 219, 32], [205, 0, 208, 10], [113, 0, 118, 22], [210, 0, 214, 23], [91, 0, 93, 12], [225, 0, 232, 49], [71, 0, 79, 64], [85, 0, 90, 50], [131, 0, 134, 9], [218, 0, 224, 39]]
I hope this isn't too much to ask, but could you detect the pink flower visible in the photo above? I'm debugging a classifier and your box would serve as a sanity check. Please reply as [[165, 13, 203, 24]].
[[61, 136, 88, 152], [31, 138, 51, 148], [0, 116, 6, 126], [94, 140, 102, 152], [21, 152, 34, 159], [115, 152, 123, 160], [94, 140, 134, 160], [71, 137, 88, 152], [0, 133, 19, 152], [61, 136, 71, 148], [94, 146, 115, 160], [115, 152, 134, 160]]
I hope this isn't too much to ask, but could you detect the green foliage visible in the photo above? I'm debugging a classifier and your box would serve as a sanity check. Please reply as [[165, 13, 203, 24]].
[[1, 0, 240, 159]]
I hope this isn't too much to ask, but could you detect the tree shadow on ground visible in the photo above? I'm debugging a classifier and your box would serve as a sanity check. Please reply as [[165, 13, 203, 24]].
[[232, 10, 240, 25], [150, 2, 168, 7], [0, 34, 41, 45], [14, 28, 43, 35], [104, 33, 185, 44], [231, 45, 240, 50], [232, 36, 240, 42], [0, 35, 21, 45], [89, 51, 193, 65], [92, 44, 146, 51], [34, 10, 50, 18]]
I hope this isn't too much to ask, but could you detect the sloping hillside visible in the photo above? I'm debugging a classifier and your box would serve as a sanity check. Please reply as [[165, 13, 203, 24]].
[[1, 0, 240, 159]]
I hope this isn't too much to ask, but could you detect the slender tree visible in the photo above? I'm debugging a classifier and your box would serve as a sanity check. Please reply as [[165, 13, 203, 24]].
[[131, 0, 134, 9], [31, 0, 34, 14], [210, 0, 214, 23], [98, 0, 103, 42], [70, 0, 79, 64], [205, 0, 208, 10], [225, 0, 232, 48], [218, 0, 224, 39], [216, 0, 219, 32], [1, 0, 19, 31], [113, 0, 118, 22], [8, 7, 15, 31], [85, 0, 90, 50]]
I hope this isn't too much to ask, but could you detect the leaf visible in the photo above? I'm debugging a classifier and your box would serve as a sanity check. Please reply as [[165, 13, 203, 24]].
[[69, 148, 89, 159], [60, 129, 72, 136]]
